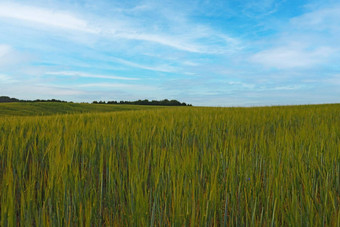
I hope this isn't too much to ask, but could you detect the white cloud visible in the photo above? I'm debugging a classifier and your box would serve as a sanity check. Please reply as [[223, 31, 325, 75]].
[[0, 84, 84, 97], [0, 2, 240, 54], [34, 86, 83, 96], [251, 45, 334, 69], [77, 83, 156, 91], [270, 85, 305, 90], [115, 32, 204, 53], [0, 74, 18, 83], [227, 81, 255, 89], [182, 61, 199, 66], [105, 26, 240, 54], [111, 57, 178, 73], [0, 2, 98, 33], [46, 71, 139, 80], [0, 44, 30, 68], [290, 6, 340, 32], [323, 74, 340, 85], [242, 0, 281, 17], [0, 44, 11, 58], [249, 4, 340, 70]]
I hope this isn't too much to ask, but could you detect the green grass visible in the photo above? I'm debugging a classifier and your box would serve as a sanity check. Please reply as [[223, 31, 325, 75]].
[[0, 104, 339, 226], [0, 102, 161, 116]]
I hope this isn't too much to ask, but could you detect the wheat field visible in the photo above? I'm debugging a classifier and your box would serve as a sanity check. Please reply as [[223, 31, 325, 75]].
[[0, 104, 339, 226]]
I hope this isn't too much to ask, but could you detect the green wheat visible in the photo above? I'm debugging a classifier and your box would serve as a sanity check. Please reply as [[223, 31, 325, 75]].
[[0, 104, 339, 226]]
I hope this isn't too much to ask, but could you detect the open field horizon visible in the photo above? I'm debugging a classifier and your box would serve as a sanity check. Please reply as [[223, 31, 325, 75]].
[[0, 102, 163, 117], [1, 101, 339, 117], [1, 0, 339, 225]]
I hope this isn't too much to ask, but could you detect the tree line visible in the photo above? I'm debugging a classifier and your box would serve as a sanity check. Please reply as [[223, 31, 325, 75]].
[[92, 99, 191, 106], [0, 96, 192, 106], [0, 96, 67, 103]]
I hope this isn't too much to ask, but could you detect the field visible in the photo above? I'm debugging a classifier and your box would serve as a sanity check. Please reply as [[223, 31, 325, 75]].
[[0, 103, 339, 226], [0, 102, 160, 116]]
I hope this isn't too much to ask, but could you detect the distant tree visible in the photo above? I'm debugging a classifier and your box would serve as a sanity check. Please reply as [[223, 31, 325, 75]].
[[0, 96, 20, 102], [0, 96, 192, 106], [107, 98, 192, 106]]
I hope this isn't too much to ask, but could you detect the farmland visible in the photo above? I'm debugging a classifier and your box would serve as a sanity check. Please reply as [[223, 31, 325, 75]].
[[0, 103, 339, 226], [0, 102, 160, 117]]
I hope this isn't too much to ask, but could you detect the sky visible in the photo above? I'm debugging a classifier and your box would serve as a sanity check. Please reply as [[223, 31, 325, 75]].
[[0, 0, 339, 106]]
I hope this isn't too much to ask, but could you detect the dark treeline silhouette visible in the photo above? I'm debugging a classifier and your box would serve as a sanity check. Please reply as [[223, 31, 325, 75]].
[[0, 96, 192, 106], [93, 99, 192, 106], [0, 96, 67, 103], [0, 96, 20, 102]]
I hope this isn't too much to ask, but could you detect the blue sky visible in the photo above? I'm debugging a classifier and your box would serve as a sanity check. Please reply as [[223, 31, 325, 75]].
[[0, 0, 339, 106]]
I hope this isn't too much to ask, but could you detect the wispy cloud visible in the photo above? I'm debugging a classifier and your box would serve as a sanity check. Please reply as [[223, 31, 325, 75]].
[[265, 85, 305, 91], [111, 57, 177, 73], [322, 74, 340, 85], [290, 5, 340, 32], [77, 83, 157, 91], [114, 33, 204, 53], [242, 0, 282, 18], [46, 71, 139, 80], [249, 4, 340, 69], [0, 84, 83, 98], [0, 3, 98, 33], [0, 44, 31, 68], [250, 45, 334, 69], [113, 31, 241, 54], [0, 74, 18, 83], [0, 2, 241, 54], [0, 44, 11, 58], [33, 85, 84, 96]]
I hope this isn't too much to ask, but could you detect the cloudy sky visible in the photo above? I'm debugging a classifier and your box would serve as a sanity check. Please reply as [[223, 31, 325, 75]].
[[0, 0, 339, 106]]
